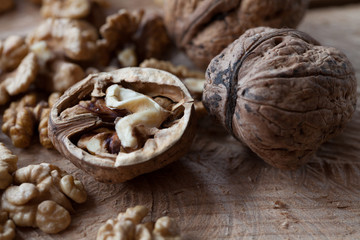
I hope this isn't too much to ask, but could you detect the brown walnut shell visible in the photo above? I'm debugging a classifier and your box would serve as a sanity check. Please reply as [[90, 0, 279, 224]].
[[49, 68, 196, 183], [164, 0, 309, 69], [203, 27, 357, 170]]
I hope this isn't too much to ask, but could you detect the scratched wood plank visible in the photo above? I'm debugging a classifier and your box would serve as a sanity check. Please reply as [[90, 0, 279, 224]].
[[0, 1, 360, 239]]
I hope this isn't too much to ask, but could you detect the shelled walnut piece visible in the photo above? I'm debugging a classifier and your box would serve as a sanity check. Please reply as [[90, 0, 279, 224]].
[[30, 41, 85, 93], [97, 9, 170, 68], [203, 27, 357, 169], [0, 35, 28, 73], [33, 92, 61, 149], [49, 67, 196, 183], [27, 18, 98, 61], [41, 0, 92, 19], [2, 94, 38, 148], [1, 163, 87, 234], [0, 212, 15, 240], [164, 0, 309, 68], [0, 52, 38, 105], [0, 143, 18, 190], [96, 205, 181, 240]]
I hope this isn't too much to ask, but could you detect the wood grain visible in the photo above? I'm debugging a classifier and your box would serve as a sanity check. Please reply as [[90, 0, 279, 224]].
[[0, 1, 360, 239]]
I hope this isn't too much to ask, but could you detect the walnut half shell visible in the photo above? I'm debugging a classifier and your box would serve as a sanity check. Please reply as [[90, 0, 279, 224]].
[[49, 68, 196, 183]]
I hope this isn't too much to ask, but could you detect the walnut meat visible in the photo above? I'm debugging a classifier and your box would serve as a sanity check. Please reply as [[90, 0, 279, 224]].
[[41, 0, 91, 19], [49, 67, 196, 183], [27, 18, 98, 61], [2, 93, 38, 148], [203, 27, 357, 170], [98, 9, 170, 68], [96, 205, 181, 240], [0, 35, 28, 73], [0, 143, 18, 190], [164, 0, 309, 68], [0, 211, 15, 240], [0, 53, 38, 105], [1, 163, 87, 233]]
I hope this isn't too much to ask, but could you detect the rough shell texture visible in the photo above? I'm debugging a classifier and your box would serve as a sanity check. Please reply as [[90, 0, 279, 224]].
[[164, 0, 309, 68], [203, 27, 357, 170], [49, 67, 196, 183]]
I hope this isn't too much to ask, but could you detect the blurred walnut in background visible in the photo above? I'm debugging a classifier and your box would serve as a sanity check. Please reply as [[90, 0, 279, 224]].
[[163, 0, 309, 68]]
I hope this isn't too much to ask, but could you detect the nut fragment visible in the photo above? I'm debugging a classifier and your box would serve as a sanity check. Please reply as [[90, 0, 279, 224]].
[[203, 27, 357, 169], [105, 84, 169, 149], [36, 93, 61, 149], [0, 211, 15, 240], [41, 0, 91, 19], [37, 59, 85, 93], [2, 94, 37, 148], [164, 0, 309, 68], [49, 68, 196, 182], [0, 143, 18, 190], [0, 35, 28, 73], [96, 206, 181, 240], [36, 200, 71, 234], [1, 163, 86, 233], [98, 9, 170, 67], [0, 53, 38, 105], [27, 18, 98, 61], [60, 175, 87, 203]]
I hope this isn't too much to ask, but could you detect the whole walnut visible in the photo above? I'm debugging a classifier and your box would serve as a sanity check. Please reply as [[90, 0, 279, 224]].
[[163, 0, 309, 68], [203, 27, 357, 170]]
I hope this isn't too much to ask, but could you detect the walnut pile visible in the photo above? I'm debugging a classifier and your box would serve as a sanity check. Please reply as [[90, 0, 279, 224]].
[[49, 68, 196, 183], [164, 0, 309, 68], [0, 143, 18, 190], [96, 205, 181, 240], [97, 9, 170, 68], [0, 211, 15, 240], [1, 163, 87, 234], [203, 27, 357, 170]]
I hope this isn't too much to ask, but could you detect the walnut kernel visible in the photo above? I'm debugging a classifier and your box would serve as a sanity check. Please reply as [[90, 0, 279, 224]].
[[96, 206, 181, 240], [0, 143, 18, 190]]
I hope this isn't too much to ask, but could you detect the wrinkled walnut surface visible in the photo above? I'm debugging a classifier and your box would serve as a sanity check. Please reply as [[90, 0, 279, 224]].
[[164, 0, 309, 68], [49, 67, 196, 183], [203, 27, 357, 169]]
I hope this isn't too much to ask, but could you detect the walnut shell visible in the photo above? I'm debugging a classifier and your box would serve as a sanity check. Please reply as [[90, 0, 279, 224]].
[[164, 0, 309, 68], [49, 68, 196, 183], [203, 27, 357, 170]]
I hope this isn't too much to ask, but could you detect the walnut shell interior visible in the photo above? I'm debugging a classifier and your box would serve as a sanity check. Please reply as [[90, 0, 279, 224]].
[[49, 68, 196, 183]]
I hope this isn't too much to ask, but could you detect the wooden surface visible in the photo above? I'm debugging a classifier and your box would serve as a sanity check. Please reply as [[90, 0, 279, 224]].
[[1, 1, 360, 239]]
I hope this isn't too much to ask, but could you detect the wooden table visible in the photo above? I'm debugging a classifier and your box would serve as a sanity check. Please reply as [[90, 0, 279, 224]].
[[1, 1, 360, 239]]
